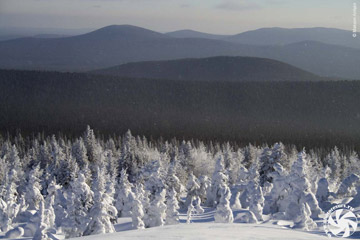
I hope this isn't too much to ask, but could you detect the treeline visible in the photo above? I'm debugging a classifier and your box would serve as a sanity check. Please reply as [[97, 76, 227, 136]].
[[1, 69, 360, 151]]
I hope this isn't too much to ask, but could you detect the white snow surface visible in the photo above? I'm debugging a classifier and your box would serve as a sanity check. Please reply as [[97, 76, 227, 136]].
[[68, 207, 333, 240], [77, 222, 328, 240]]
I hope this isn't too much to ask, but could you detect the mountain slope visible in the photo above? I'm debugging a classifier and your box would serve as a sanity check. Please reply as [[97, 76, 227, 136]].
[[93, 56, 323, 82], [0, 25, 360, 79], [2, 69, 360, 149], [0, 25, 252, 71], [225, 27, 360, 49], [166, 29, 228, 39]]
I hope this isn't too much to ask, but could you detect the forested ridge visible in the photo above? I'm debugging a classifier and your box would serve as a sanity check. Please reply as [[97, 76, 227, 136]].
[[1, 69, 360, 150]]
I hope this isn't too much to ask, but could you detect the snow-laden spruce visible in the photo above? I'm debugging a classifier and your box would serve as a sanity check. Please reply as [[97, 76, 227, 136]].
[[208, 155, 229, 207], [115, 169, 134, 217], [214, 185, 233, 223], [130, 192, 145, 229], [284, 151, 322, 224], [185, 173, 204, 213], [165, 188, 180, 225], [144, 189, 167, 227], [83, 165, 117, 236], [0, 126, 359, 238]]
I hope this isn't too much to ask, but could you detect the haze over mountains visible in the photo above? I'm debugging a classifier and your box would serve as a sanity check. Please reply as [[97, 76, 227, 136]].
[[93, 56, 323, 82], [0, 25, 359, 79], [166, 30, 229, 40], [168, 27, 360, 49]]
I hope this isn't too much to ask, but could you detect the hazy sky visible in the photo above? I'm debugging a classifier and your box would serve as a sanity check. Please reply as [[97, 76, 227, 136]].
[[0, 0, 357, 34]]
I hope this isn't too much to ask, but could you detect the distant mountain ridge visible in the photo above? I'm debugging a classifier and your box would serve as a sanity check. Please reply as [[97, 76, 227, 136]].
[[92, 56, 323, 82], [78, 25, 170, 41], [168, 27, 360, 49], [224, 27, 360, 49], [0, 25, 360, 79], [166, 29, 229, 40]]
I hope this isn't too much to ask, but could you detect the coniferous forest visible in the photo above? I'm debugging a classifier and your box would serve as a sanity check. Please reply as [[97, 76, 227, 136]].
[[2, 69, 360, 151], [0, 126, 359, 238]]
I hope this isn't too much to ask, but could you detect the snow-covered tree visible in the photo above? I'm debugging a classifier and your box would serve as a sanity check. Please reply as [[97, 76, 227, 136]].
[[130, 193, 145, 229], [25, 165, 44, 210], [264, 163, 289, 214], [83, 125, 101, 163], [83, 166, 116, 236], [207, 155, 228, 207], [44, 180, 58, 230], [336, 173, 360, 197], [344, 151, 360, 177], [1, 169, 20, 232], [325, 147, 342, 190], [246, 169, 265, 222], [143, 160, 165, 202], [185, 173, 203, 213], [72, 137, 89, 168], [33, 201, 50, 240], [115, 168, 134, 217], [214, 186, 233, 223], [166, 188, 180, 225], [186, 200, 195, 224], [285, 150, 322, 220], [198, 175, 211, 204], [259, 147, 275, 188], [165, 159, 184, 201], [144, 189, 167, 228], [287, 202, 317, 230], [62, 172, 94, 238], [120, 130, 139, 181]]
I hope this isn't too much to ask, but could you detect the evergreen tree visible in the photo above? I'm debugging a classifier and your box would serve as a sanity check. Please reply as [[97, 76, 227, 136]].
[[130, 193, 145, 229], [165, 188, 180, 225], [214, 186, 233, 223], [33, 202, 50, 240], [285, 150, 322, 220], [115, 168, 134, 217], [208, 155, 228, 207], [62, 172, 94, 237], [144, 189, 167, 228], [25, 165, 44, 210], [1, 169, 19, 232], [165, 159, 184, 202], [83, 166, 116, 236]]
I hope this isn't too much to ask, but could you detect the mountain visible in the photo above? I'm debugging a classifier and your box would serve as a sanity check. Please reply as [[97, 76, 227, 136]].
[[0, 25, 360, 79], [33, 34, 72, 38], [93, 56, 323, 82], [0, 26, 92, 41], [166, 29, 228, 40], [1, 69, 360, 149], [76, 25, 170, 41], [225, 27, 360, 49], [0, 25, 247, 71]]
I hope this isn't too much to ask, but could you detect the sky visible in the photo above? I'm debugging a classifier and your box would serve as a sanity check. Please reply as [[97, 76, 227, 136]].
[[0, 0, 357, 34]]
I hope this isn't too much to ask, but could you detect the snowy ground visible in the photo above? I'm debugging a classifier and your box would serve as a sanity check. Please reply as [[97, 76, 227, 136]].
[[2, 203, 359, 240], [72, 207, 353, 240], [81, 222, 329, 240], [1, 206, 359, 240]]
